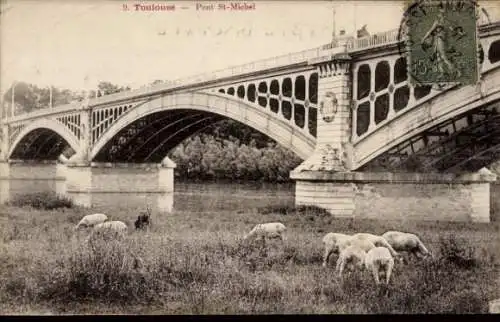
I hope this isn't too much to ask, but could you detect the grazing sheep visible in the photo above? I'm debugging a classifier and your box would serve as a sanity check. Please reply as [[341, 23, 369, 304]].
[[90, 221, 128, 241], [74, 213, 108, 230], [351, 233, 399, 257], [489, 298, 500, 313], [364, 247, 395, 285], [135, 211, 151, 230], [243, 222, 286, 243], [335, 245, 367, 278], [339, 237, 376, 253], [382, 231, 432, 259], [322, 233, 352, 267]]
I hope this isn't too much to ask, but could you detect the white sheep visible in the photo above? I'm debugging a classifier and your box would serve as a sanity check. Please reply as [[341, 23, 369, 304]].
[[90, 220, 128, 241], [351, 233, 400, 258], [243, 222, 286, 243], [335, 245, 368, 278], [74, 213, 108, 230], [339, 237, 376, 253], [382, 231, 432, 259], [322, 232, 352, 267], [364, 246, 395, 285], [489, 298, 500, 313]]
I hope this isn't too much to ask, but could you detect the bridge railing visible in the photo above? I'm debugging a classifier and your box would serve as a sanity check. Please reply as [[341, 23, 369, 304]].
[[169, 46, 324, 85], [349, 29, 401, 50], [320, 28, 400, 51]]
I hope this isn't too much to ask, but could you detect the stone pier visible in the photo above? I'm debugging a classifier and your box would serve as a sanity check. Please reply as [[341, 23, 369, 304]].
[[0, 160, 66, 204], [64, 157, 176, 212], [291, 170, 497, 223]]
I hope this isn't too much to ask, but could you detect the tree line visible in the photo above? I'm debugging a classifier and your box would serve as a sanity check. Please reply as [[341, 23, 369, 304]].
[[2, 81, 132, 116], [3, 81, 302, 182], [168, 120, 302, 182]]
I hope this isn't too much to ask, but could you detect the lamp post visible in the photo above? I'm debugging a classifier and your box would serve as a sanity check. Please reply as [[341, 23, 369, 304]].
[[49, 85, 53, 108], [353, 2, 357, 37], [331, 2, 336, 42], [83, 75, 91, 109]]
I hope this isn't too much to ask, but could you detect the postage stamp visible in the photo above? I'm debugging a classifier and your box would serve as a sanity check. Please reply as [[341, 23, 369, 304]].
[[404, 0, 479, 86]]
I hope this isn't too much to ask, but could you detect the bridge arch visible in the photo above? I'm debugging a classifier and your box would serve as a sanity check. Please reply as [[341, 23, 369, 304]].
[[353, 66, 500, 169], [90, 92, 315, 162], [8, 118, 80, 159]]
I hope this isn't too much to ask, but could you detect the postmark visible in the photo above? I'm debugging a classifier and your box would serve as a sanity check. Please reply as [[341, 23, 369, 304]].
[[400, 0, 480, 87]]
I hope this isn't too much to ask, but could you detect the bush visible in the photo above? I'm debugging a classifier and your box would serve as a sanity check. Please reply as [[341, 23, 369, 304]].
[[438, 235, 479, 269], [8, 192, 74, 210], [169, 131, 302, 182]]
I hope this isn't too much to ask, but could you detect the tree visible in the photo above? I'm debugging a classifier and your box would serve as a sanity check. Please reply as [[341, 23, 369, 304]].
[[2, 82, 81, 113], [202, 119, 273, 148], [3, 82, 38, 113], [150, 80, 165, 86], [96, 81, 131, 97]]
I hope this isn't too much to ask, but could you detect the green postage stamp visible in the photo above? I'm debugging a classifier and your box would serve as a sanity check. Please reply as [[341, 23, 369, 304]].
[[405, 0, 479, 86]]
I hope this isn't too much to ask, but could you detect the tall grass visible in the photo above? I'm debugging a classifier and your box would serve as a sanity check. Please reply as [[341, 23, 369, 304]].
[[0, 186, 498, 314], [0, 184, 500, 314], [0, 228, 496, 313]]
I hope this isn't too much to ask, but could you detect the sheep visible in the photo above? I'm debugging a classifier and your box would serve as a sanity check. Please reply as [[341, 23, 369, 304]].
[[243, 222, 286, 244], [364, 247, 395, 285], [135, 213, 151, 230], [322, 232, 352, 267], [135, 208, 152, 231], [335, 245, 368, 279], [339, 237, 376, 253], [382, 231, 432, 259], [350, 233, 400, 257], [489, 298, 500, 313], [74, 213, 108, 230], [322, 233, 377, 267], [90, 220, 128, 241]]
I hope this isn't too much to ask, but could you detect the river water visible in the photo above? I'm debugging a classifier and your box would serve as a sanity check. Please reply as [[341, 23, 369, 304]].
[[0, 176, 295, 213], [174, 181, 295, 212]]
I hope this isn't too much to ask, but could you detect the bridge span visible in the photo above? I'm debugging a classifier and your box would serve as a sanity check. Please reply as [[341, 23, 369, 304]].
[[1, 22, 500, 222]]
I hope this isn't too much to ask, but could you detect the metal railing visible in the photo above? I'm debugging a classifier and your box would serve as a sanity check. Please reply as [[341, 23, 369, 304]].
[[349, 28, 400, 50]]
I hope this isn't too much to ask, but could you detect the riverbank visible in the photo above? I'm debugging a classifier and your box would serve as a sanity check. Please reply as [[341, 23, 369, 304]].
[[0, 192, 498, 314]]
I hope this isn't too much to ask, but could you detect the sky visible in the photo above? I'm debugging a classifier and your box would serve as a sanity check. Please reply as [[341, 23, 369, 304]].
[[1, 0, 499, 97]]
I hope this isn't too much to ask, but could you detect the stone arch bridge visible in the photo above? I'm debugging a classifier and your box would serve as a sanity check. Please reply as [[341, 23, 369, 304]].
[[1, 22, 500, 222]]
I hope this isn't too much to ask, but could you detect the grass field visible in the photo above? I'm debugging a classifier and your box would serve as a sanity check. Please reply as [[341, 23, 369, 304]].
[[0, 188, 499, 314]]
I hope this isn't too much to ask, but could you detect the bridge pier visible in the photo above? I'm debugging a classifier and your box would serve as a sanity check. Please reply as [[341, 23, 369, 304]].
[[291, 170, 497, 223], [290, 41, 499, 223], [64, 157, 176, 213], [0, 160, 66, 204]]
